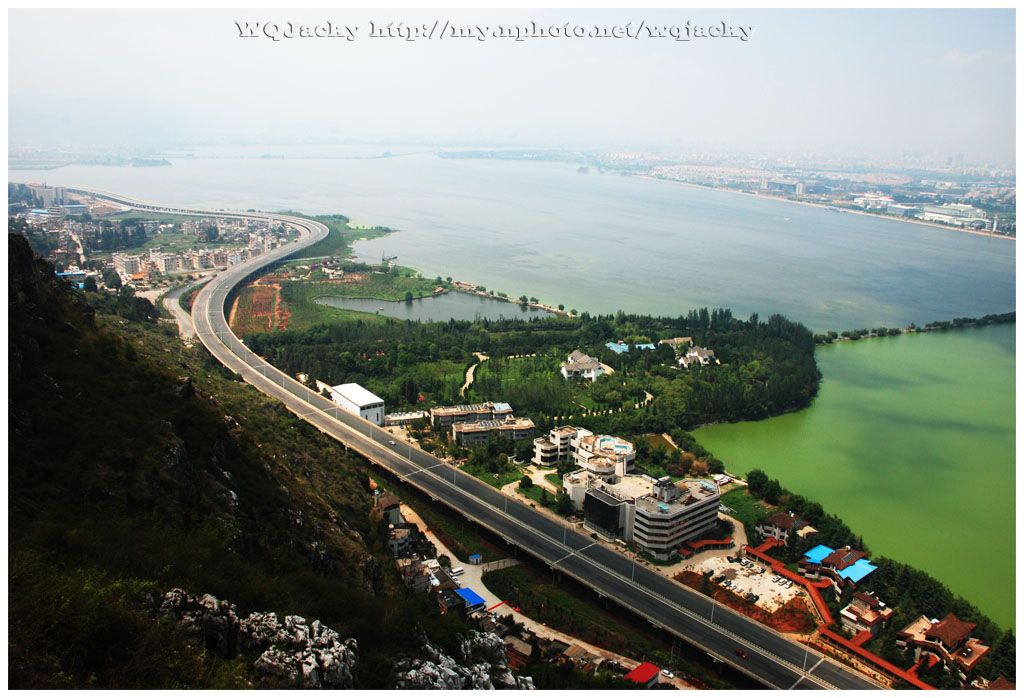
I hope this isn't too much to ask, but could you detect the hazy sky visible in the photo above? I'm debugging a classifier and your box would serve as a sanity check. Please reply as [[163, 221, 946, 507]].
[[8, 8, 1016, 161]]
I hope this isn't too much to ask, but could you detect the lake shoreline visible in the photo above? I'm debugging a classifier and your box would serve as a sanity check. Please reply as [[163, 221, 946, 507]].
[[634, 174, 1016, 243]]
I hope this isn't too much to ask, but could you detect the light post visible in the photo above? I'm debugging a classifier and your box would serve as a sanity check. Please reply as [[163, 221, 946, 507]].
[[710, 590, 720, 625]]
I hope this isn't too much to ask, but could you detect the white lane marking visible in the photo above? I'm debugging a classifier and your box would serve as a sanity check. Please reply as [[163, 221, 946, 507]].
[[556, 542, 596, 564]]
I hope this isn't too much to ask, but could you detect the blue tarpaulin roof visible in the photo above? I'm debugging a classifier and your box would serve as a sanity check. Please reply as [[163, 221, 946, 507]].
[[605, 342, 629, 354], [838, 559, 877, 583], [635, 343, 656, 350], [456, 588, 486, 607], [804, 545, 834, 565]]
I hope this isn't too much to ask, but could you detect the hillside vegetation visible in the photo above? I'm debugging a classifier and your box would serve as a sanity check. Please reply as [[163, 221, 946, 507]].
[[8, 234, 467, 688]]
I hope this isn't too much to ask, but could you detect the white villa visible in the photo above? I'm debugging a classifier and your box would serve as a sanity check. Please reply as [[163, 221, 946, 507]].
[[560, 350, 605, 382], [679, 346, 719, 368]]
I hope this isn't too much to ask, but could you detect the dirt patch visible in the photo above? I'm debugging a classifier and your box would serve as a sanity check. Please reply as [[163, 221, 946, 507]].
[[272, 283, 290, 331], [676, 571, 816, 634], [230, 281, 280, 334]]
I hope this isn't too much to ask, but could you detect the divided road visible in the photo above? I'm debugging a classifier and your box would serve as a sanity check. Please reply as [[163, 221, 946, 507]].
[[71, 188, 884, 691], [162, 276, 211, 339]]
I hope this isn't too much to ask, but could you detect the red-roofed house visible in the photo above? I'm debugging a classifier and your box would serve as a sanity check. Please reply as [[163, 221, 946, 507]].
[[624, 662, 661, 688], [756, 512, 817, 543], [986, 675, 1016, 690], [897, 613, 990, 685], [839, 592, 894, 637]]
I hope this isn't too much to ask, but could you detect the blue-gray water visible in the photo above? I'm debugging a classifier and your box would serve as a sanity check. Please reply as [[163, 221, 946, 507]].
[[11, 145, 1014, 331], [316, 291, 556, 323]]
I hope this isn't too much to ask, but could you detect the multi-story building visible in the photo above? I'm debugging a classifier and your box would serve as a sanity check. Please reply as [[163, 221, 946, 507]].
[[429, 401, 514, 428], [572, 432, 635, 477], [560, 350, 605, 382], [563, 470, 720, 560], [451, 416, 535, 446], [896, 613, 990, 685], [632, 478, 720, 559], [919, 203, 987, 227], [111, 252, 143, 276], [531, 426, 592, 468], [839, 591, 894, 637]]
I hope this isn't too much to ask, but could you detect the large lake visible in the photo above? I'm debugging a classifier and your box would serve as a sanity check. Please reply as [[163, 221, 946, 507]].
[[11, 145, 1014, 331], [696, 324, 1016, 628], [10, 146, 1015, 626]]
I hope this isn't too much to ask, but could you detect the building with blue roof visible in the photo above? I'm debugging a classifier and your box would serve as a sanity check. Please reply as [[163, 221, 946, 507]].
[[838, 559, 877, 584], [804, 544, 834, 565], [455, 587, 486, 611], [605, 342, 629, 354], [799, 544, 878, 599], [635, 343, 656, 351]]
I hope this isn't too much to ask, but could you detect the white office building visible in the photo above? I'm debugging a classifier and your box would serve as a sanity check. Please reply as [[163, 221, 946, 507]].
[[563, 471, 721, 560], [330, 383, 385, 425]]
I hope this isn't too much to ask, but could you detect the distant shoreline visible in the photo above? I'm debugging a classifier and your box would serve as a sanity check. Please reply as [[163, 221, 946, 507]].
[[634, 174, 1015, 243]]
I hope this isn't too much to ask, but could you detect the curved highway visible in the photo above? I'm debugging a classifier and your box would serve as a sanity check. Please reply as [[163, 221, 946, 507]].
[[70, 187, 884, 691]]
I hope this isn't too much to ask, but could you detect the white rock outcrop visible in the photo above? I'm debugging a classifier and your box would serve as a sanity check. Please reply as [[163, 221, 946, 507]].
[[160, 588, 357, 688], [392, 629, 534, 690]]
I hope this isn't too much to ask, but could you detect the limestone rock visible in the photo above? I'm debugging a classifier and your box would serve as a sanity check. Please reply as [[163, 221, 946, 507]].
[[160, 588, 357, 688], [392, 630, 533, 690]]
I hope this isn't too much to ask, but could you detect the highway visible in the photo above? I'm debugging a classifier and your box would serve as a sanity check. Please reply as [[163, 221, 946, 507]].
[[71, 187, 884, 691], [162, 276, 211, 339]]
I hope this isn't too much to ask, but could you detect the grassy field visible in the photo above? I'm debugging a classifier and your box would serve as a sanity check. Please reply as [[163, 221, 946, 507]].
[[274, 274, 440, 330], [287, 273, 437, 302], [462, 462, 526, 490], [517, 483, 558, 512], [107, 211, 191, 224], [720, 486, 775, 534], [122, 231, 231, 256], [545, 472, 564, 488]]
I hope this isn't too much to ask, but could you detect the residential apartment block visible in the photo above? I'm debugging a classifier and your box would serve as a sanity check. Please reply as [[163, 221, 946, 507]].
[[451, 416, 535, 446], [429, 401, 513, 428], [531, 426, 635, 477]]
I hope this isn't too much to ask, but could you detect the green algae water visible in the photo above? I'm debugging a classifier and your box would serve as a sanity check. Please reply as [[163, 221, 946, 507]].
[[695, 324, 1015, 629]]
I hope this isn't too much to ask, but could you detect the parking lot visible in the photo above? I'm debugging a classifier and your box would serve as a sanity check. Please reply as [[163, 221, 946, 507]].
[[697, 555, 804, 613]]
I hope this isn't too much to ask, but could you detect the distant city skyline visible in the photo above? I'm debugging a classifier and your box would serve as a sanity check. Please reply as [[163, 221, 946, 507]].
[[8, 8, 1016, 163]]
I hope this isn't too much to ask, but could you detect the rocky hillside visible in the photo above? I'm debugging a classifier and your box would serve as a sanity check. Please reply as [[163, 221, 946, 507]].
[[8, 234, 509, 689]]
